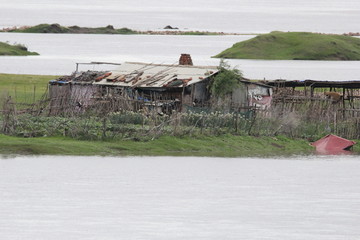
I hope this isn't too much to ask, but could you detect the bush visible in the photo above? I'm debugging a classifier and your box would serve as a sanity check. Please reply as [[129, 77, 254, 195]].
[[210, 60, 242, 97], [109, 111, 147, 125]]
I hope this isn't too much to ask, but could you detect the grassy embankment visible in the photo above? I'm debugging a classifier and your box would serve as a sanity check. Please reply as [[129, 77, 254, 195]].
[[214, 31, 360, 60], [0, 134, 314, 156], [0, 41, 39, 56], [2, 23, 233, 35], [7, 24, 137, 34], [0, 73, 57, 103]]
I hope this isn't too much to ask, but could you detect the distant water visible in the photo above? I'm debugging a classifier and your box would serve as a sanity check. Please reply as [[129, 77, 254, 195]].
[[1, 33, 360, 80], [1, 1, 360, 79], [1, 0, 360, 33], [1, 155, 360, 240]]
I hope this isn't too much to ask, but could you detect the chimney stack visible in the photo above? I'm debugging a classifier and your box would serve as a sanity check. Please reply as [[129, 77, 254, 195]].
[[179, 54, 193, 66]]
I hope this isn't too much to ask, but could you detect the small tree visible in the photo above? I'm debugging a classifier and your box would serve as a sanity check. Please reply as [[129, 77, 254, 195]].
[[210, 60, 242, 97]]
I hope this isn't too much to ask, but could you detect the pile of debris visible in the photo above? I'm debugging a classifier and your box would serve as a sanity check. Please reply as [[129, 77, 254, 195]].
[[49, 75, 73, 85], [49, 71, 112, 85], [73, 71, 110, 83]]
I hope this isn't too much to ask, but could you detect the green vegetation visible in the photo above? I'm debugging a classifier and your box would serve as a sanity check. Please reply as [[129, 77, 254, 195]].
[[1, 73, 358, 157], [7, 24, 137, 34], [0, 41, 39, 56], [210, 60, 242, 97], [0, 134, 313, 156], [0, 73, 57, 103], [214, 31, 360, 60], [2, 23, 232, 35]]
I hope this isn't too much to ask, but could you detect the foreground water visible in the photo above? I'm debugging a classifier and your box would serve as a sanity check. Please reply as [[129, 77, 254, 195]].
[[0, 155, 359, 239]]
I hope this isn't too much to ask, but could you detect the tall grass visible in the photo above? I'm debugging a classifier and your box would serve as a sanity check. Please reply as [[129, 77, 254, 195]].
[[0, 105, 355, 142], [0, 73, 57, 105]]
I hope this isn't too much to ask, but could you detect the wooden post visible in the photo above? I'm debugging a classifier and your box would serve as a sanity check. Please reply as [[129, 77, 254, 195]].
[[334, 111, 337, 134], [33, 85, 36, 104], [181, 86, 185, 112], [310, 86, 314, 97], [235, 112, 238, 133], [191, 85, 195, 103], [343, 87, 346, 119]]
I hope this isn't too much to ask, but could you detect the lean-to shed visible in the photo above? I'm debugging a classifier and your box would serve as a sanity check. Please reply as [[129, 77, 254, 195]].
[[49, 71, 108, 114], [213, 80, 273, 112]]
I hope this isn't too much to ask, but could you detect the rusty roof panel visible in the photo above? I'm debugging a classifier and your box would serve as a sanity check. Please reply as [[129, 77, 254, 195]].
[[93, 62, 218, 88]]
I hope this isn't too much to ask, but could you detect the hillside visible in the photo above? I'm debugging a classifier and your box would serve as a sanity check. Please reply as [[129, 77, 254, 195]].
[[6, 23, 137, 34], [0, 42, 39, 56], [214, 31, 360, 60], [1, 23, 235, 35]]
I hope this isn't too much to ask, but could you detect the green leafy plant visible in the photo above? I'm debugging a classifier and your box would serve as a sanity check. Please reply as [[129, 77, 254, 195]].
[[210, 60, 242, 97]]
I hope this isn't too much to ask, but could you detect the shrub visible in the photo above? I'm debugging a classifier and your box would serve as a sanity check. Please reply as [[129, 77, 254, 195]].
[[210, 60, 242, 97]]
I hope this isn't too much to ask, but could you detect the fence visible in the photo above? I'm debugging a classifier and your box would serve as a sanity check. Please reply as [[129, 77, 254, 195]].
[[2, 87, 360, 140]]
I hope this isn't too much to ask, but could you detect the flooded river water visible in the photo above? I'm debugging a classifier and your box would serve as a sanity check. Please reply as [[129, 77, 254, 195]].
[[1, 1, 360, 238], [1, 155, 359, 239]]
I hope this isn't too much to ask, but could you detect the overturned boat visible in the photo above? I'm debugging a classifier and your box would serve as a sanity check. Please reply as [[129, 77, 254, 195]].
[[311, 134, 356, 154]]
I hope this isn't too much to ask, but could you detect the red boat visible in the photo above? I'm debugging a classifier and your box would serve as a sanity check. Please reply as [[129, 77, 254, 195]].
[[311, 134, 356, 154]]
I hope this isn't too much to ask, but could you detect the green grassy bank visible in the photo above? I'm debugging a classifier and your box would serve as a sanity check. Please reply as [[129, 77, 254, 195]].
[[0, 73, 57, 102], [7, 24, 137, 34], [0, 42, 39, 56], [2, 23, 234, 36], [0, 134, 314, 157], [214, 31, 360, 60]]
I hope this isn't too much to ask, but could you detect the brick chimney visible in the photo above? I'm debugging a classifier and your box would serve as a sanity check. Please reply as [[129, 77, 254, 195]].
[[179, 54, 193, 66]]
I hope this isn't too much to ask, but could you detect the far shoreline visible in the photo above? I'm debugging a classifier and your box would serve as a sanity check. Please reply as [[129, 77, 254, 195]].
[[0, 23, 256, 36], [1, 24, 360, 37]]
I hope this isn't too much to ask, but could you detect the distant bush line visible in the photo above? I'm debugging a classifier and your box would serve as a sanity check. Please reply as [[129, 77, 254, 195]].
[[1, 23, 237, 35]]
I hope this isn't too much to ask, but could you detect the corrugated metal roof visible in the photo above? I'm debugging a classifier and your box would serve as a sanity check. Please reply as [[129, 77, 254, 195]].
[[239, 79, 272, 88], [93, 62, 219, 88]]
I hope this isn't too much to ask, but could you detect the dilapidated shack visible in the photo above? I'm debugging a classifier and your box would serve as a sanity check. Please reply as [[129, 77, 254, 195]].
[[49, 57, 220, 114], [93, 61, 218, 112], [48, 55, 273, 115]]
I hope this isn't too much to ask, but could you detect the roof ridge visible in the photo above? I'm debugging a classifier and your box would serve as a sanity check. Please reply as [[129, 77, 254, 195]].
[[124, 62, 218, 69]]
